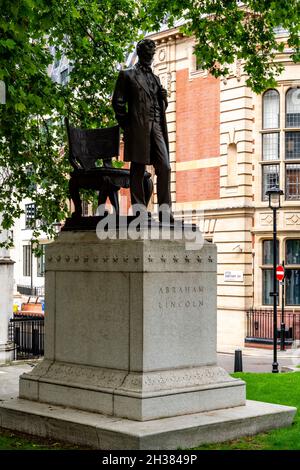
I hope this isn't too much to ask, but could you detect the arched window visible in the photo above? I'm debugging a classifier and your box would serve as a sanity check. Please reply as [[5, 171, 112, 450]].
[[286, 88, 300, 128], [285, 89, 300, 196], [263, 89, 280, 129], [262, 90, 280, 168]]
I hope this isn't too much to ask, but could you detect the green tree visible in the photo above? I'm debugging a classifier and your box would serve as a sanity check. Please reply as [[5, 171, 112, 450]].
[[0, 0, 141, 247], [142, 0, 300, 92], [1, 1, 299, 246]]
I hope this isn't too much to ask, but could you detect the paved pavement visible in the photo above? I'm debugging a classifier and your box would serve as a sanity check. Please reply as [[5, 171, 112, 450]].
[[217, 352, 296, 373], [0, 362, 34, 400]]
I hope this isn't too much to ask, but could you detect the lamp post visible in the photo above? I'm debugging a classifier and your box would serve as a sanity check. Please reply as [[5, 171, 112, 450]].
[[53, 222, 62, 234], [266, 187, 284, 373], [280, 260, 285, 351]]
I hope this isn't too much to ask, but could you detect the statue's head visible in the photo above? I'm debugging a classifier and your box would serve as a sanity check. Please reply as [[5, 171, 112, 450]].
[[136, 38, 156, 66]]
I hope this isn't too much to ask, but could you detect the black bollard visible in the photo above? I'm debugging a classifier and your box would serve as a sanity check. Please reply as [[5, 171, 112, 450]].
[[234, 349, 243, 372]]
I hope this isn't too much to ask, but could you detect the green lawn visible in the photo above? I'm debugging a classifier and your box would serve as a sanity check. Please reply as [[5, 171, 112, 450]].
[[0, 428, 89, 450], [196, 372, 300, 450], [0, 372, 299, 450]]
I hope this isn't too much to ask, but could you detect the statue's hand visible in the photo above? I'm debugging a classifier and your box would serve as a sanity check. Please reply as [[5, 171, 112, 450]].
[[160, 87, 168, 101]]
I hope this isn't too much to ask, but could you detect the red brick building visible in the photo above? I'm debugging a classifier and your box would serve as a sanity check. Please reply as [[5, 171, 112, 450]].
[[148, 26, 300, 350]]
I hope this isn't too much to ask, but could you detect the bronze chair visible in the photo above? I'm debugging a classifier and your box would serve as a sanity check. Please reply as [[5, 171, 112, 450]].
[[65, 118, 153, 216]]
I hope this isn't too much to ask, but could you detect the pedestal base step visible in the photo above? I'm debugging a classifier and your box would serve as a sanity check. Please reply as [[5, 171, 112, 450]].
[[0, 398, 295, 450], [19, 361, 246, 421]]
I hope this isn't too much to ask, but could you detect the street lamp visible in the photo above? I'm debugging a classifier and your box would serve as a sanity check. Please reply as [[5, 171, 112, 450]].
[[266, 187, 284, 373], [53, 222, 62, 234]]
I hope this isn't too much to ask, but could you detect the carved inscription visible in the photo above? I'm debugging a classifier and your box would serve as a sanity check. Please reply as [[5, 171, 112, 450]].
[[158, 285, 204, 309]]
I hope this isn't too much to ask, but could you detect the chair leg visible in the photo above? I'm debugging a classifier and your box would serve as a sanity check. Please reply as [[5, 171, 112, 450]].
[[69, 178, 82, 217], [98, 176, 120, 215], [109, 190, 120, 215], [98, 185, 109, 207]]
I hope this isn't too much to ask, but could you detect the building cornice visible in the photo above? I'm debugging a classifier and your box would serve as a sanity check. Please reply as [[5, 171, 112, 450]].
[[147, 26, 184, 43], [203, 206, 255, 218]]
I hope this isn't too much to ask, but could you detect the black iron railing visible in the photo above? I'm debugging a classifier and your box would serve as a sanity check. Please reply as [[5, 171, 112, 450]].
[[9, 317, 44, 359], [246, 309, 300, 345], [17, 285, 44, 296]]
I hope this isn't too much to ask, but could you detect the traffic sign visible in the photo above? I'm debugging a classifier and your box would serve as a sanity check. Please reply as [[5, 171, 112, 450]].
[[276, 265, 285, 281]]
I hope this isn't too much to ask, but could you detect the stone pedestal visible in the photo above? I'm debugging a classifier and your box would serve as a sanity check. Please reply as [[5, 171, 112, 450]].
[[0, 227, 294, 448], [0, 228, 15, 363], [20, 230, 245, 421]]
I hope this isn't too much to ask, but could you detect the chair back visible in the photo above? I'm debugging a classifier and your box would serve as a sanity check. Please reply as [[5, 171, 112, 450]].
[[65, 118, 120, 170]]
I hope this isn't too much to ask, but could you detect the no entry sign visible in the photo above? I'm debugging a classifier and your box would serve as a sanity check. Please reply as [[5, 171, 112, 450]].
[[276, 265, 285, 281]]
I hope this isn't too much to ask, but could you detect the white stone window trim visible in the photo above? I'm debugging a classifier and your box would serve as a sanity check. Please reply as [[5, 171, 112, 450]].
[[260, 86, 300, 202]]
